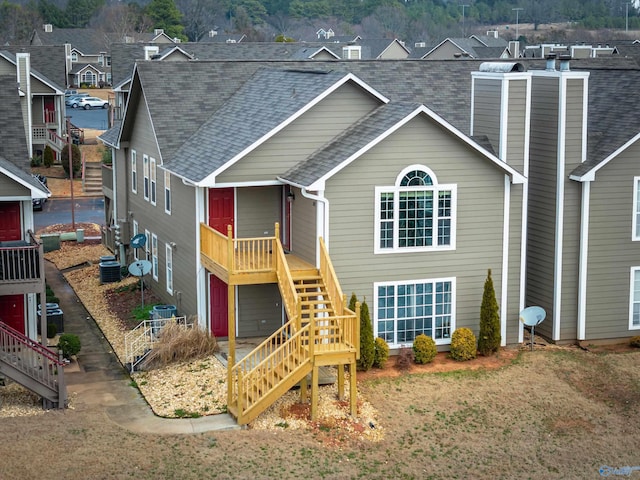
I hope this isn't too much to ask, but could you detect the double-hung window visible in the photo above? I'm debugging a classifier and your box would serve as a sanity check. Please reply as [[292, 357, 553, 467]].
[[164, 171, 171, 214], [131, 150, 137, 194], [166, 244, 173, 295], [143, 155, 150, 201], [375, 278, 455, 347], [151, 233, 158, 281], [150, 157, 157, 205], [630, 267, 640, 329], [375, 166, 455, 253]]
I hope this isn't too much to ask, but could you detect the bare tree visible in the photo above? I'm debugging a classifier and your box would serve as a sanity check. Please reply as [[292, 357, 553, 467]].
[[175, 0, 222, 41], [91, 3, 153, 43]]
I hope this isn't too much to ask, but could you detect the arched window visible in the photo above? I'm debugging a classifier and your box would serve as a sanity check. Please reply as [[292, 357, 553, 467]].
[[375, 165, 456, 253]]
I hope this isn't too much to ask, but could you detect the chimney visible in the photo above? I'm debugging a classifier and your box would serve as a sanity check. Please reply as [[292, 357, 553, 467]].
[[559, 54, 571, 71], [546, 53, 557, 71]]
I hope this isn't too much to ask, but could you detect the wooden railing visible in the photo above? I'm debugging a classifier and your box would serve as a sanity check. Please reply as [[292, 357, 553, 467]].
[[273, 236, 300, 326], [232, 321, 312, 424], [0, 232, 42, 283], [0, 320, 66, 408], [200, 224, 230, 271]]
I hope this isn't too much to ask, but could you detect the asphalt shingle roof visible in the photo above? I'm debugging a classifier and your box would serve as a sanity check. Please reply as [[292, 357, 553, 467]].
[[281, 102, 422, 186], [167, 68, 354, 182], [0, 75, 49, 195], [123, 56, 640, 184], [2, 45, 68, 88]]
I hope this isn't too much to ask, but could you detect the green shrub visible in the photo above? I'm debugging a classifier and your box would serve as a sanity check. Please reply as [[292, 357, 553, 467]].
[[61, 143, 82, 178], [101, 146, 112, 165], [46, 295, 59, 304], [358, 300, 375, 371], [413, 334, 437, 364], [630, 336, 640, 348], [31, 155, 43, 167], [373, 337, 390, 368], [478, 269, 501, 356], [450, 327, 477, 361], [46, 323, 58, 339], [43, 145, 54, 167], [58, 333, 81, 359]]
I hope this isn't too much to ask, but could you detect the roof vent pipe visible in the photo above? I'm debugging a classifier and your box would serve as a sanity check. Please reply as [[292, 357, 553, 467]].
[[559, 54, 571, 71], [545, 53, 557, 71]]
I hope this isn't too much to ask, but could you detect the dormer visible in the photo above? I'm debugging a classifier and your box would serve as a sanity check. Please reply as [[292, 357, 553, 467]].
[[144, 46, 160, 60], [342, 45, 361, 60]]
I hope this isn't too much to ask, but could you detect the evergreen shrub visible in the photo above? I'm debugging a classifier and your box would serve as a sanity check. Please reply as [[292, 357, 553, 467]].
[[61, 143, 82, 178], [478, 269, 501, 356], [43, 145, 54, 167], [413, 334, 437, 364], [450, 327, 477, 361], [373, 337, 390, 368], [58, 333, 81, 359]]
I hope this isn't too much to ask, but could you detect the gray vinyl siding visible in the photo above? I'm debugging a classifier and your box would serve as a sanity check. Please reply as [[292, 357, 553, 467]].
[[237, 284, 282, 337], [585, 144, 640, 339], [472, 76, 528, 174], [472, 78, 501, 154], [236, 187, 281, 238], [217, 82, 380, 184], [124, 96, 199, 317], [324, 115, 513, 342], [290, 187, 317, 265], [379, 42, 409, 59], [557, 77, 586, 340], [0, 174, 30, 197], [526, 75, 559, 339], [505, 79, 528, 173], [505, 181, 525, 345]]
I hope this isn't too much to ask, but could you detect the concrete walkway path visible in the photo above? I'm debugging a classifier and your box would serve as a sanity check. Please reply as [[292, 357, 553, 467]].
[[45, 260, 240, 433]]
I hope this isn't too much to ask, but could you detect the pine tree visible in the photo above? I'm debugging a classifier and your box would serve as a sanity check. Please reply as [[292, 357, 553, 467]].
[[478, 269, 501, 356], [358, 299, 375, 371]]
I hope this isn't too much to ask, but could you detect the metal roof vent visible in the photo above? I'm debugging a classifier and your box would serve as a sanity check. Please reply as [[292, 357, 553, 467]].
[[479, 62, 525, 73], [546, 53, 557, 71], [559, 54, 571, 71]]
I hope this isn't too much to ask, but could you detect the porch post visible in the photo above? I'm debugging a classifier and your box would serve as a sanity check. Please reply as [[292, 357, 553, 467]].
[[226, 283, 236, 408]]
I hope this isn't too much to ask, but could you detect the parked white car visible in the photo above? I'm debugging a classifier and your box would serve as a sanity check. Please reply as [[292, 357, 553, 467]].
[[74, 97, 109, 109]]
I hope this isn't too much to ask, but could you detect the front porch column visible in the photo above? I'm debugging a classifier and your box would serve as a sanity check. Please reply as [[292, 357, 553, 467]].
[[226, 284, 236, 408]]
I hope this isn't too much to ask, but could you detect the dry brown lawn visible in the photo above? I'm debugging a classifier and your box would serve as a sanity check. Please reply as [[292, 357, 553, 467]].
[[2, 348, 640, 479], [3, 244, 640, 478]]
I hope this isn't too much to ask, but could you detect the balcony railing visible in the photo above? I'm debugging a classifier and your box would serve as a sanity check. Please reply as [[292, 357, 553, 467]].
[[0, 232, 42, 284]]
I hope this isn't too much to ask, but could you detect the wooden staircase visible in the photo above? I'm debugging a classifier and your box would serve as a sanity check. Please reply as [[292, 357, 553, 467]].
[[0, 321, 67, 409], [83, 162, 103, 195], [226, 237, 359, 425]]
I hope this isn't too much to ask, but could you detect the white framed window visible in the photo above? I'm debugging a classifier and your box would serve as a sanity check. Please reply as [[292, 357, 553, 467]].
[[633, 177, 640, 240], [144, 229, 150, 261], [375, 165, 456, 254], [164, 170, 171, 214], [630, 267, 640, 329], [151, 233, 158, 281], [166, 244, 173, 295], [375, 277, 455, 347], [143, 154, 149, 201], [131, 150, 137, 194], [132, 220, 139, 260], [150, 157, 157, 206]]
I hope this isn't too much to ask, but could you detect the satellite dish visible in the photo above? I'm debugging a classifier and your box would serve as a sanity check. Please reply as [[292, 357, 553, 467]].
[[520, 306, 546, 351], [128, 260, 152, 309], [130, 233, 146, 249], [128, 260, 152, 276]]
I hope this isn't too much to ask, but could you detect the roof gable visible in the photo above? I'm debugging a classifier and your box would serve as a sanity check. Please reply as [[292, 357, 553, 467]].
[[280, 103, 525, 189], [166, 68, 388, 185]]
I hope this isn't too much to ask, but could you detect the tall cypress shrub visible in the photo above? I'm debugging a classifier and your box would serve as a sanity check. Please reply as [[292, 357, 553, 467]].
[[478, 269, 501, 355], [358, 300, 375, 371]]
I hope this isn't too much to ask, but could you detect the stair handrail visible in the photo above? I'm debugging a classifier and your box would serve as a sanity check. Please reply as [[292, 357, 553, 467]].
[[273, 235, 299, 325], [124, 316, 189, 371], [0, 320, 66, 407], [318, 237, 345, 315], [0, 321, 63, 364], [233, 323, 311, 423]]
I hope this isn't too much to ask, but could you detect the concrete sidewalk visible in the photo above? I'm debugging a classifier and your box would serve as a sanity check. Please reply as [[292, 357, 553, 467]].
[[46, 260, 240, 433]]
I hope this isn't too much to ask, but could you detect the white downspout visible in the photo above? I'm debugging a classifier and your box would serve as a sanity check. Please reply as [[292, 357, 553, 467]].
[[195, 186, 207, 330], [577, 181, 590, 340], [301, 188, 329, 267]]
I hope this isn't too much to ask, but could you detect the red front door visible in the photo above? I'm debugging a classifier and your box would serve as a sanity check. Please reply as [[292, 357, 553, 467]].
[[0, 202, 25, 334], [0, 202, 22, 241], [207, 188, 234, 337], [0, 295, 25, 334]]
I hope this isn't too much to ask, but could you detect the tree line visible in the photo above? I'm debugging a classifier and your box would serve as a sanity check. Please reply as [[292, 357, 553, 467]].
[[1, 0, 638, 46]]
